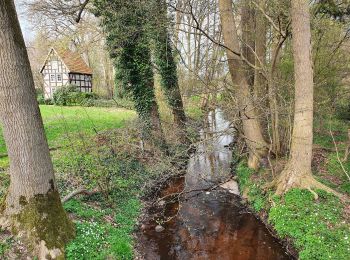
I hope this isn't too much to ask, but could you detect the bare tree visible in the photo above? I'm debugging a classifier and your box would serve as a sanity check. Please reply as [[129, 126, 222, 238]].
[[0, 1, 74, 258], [218, 0, 267, 170]]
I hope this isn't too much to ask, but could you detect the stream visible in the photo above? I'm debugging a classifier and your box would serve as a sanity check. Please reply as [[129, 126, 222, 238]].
[[138, 109, 293, 260]]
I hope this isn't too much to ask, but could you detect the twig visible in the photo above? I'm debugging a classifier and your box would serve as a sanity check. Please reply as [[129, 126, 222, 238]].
[[330, 129, 350, 182]]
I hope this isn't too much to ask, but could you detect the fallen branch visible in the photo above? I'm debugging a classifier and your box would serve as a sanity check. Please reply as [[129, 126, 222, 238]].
[[156, 177, 233, 204], [62, 188, 99, 203]]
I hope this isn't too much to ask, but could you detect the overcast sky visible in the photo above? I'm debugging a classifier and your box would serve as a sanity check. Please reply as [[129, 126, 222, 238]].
[[15, 0, 34, 42]]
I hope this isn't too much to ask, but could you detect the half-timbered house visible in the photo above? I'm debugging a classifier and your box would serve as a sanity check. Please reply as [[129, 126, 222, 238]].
[[40, 47, 93, 99]]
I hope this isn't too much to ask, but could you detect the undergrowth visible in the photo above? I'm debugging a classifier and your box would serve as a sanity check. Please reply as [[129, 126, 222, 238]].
[[236, 161, 350, 260], [64, 198, 140, 259]]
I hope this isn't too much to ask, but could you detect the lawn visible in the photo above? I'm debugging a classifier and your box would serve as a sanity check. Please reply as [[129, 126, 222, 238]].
[[0, 105, 136, 155], [1, 105, 145, 259]]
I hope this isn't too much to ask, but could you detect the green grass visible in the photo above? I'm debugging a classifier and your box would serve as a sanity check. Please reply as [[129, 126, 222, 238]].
[[0, 105, 141, 259], [313, 117, 350, 194], [64, 198, 141, 260], [236, 161, 350, 260], [269, 189, 350, 260], [0, 105, 136, 155]]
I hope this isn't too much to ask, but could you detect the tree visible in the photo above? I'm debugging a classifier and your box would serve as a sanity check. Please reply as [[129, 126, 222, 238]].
[[95, 0, 167, 147], [0, 0, 74, 258], [218, 0, 267, 169], [273, 0, 340, 196], [151, 0, 189, 144]]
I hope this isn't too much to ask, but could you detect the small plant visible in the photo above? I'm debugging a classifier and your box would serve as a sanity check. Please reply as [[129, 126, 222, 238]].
[[65, 222, 108, 260], [269, 189, 350, 260]]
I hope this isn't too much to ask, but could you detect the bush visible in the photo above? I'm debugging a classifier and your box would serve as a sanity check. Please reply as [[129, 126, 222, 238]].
[[53, 85, 96, 106], [36, 88, 45, 105], [336, 102, 350, 121]]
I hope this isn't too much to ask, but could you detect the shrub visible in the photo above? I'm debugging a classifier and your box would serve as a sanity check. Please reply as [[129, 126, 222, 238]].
[[52, 85, 96, 106], [36, 88, 47, 105]]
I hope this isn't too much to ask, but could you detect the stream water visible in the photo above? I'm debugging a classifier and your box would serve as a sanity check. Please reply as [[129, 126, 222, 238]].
[[139, 109, 293, 260]]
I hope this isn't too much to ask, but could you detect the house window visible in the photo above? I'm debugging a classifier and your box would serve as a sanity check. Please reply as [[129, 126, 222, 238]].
[[50, 74, 55, 82], [57, 74, 62, 82]]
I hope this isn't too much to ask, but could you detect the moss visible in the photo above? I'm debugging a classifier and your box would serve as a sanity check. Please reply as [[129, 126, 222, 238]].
[[19, 196, 27, 206], [14, 190, 75, 251]]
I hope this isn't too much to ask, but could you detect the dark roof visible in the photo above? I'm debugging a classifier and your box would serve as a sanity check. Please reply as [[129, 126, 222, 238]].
[[41, 47, 93, 75]]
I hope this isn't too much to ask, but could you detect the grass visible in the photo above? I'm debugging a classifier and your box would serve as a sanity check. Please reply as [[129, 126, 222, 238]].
[[0, 105, 136, 155], [236, 117, 350, 260], [64, 198, 141, 260], [236, 161, 350, 260], [0, 105, 142, 259]]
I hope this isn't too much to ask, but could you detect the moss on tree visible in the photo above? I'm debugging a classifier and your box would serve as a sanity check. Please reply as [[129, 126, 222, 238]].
[[11, 190, 75, 257]]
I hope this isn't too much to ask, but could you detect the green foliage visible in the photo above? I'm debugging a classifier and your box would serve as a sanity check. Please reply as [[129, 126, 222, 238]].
[[94, 0, 166, 141], [65, 199, 141, 260], [236, 161, 267, 212], [0, 105, 136, 155], [37, 94, 45, 105], [236, 159, 350, 260], [66, 222, 108, 260], [93, 98, 134, 110], [64, 199, 108, 221], [0, 237, 12, 257], [269, 189, 350, 260], [55, 144, 148, 197], [53, 85, 96, 106], [327, 152, 350, 178], [151, 3, 183, 112], [62, 156, 143, 259], [236, 161, 254, 191], [0, 171, 9, 202]]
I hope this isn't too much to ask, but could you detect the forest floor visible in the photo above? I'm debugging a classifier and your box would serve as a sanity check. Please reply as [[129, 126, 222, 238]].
[[0, 104, 189, 259], [236, 118, 350, 260]]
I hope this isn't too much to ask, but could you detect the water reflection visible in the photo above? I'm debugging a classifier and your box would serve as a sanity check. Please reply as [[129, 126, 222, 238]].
[[139, 109, 292, 260]]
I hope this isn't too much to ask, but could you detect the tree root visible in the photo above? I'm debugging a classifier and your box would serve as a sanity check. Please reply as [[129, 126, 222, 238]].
[[273, 166, 343, 199]]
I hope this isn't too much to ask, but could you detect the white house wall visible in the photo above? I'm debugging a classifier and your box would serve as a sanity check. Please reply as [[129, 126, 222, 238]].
[[41, 50, 69, 99]]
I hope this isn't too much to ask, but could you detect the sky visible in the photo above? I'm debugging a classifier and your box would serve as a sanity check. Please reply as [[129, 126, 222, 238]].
[[15, 0, 34, 42]]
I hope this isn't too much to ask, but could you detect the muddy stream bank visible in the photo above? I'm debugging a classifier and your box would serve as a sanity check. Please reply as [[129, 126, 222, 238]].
[[138, 109, 293, 260]]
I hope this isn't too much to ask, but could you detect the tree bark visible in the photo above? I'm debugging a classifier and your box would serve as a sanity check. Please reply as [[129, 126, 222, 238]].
[[218, 0, 267, 170], [152, 0, 189, 144], [275, 0, 339, 196], [241, 0, 256, 87], [253, 0, 267, 103], [0, 0, 74, 258]]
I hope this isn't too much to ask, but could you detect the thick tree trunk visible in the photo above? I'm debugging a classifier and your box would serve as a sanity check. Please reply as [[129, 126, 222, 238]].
[[275, 0, 338, 196], [0, 0, 74, 258], [218, 0, 267, 170]]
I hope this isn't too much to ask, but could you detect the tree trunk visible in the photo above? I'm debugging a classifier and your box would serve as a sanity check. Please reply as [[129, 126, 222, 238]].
[[275, 0, 338, 196], [218, 0, 267, 170], [253, 0, 267, 103], [241, 0, 256, 87], [0, 0, 74, 258], [152, 0, 189, 144]]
